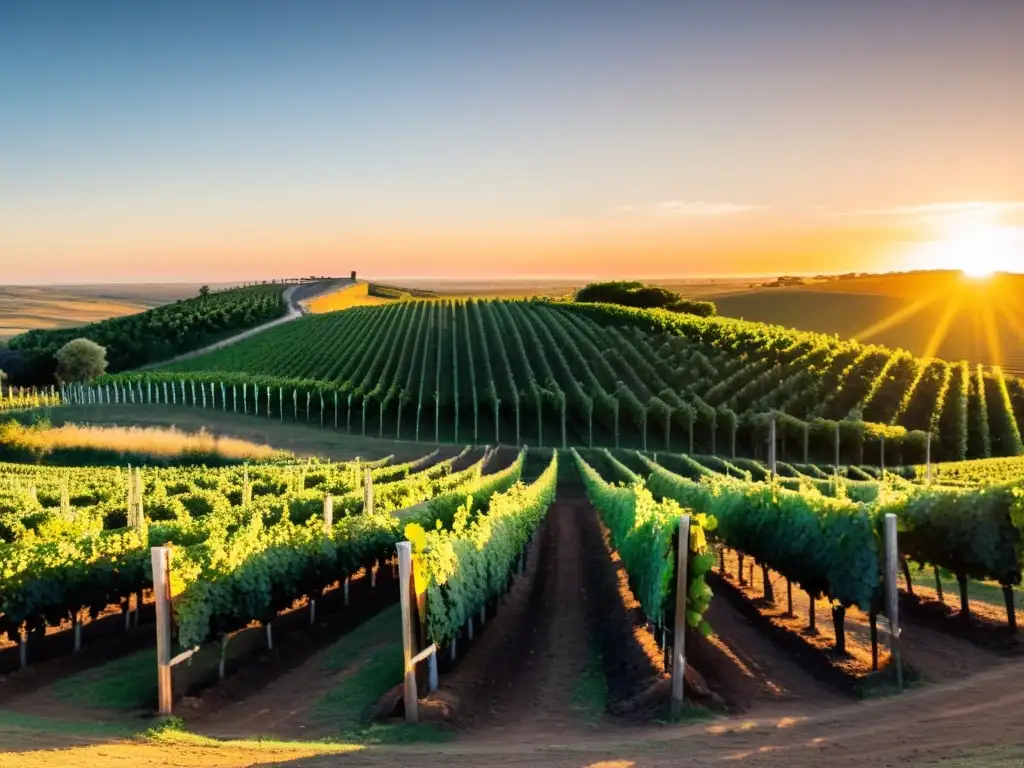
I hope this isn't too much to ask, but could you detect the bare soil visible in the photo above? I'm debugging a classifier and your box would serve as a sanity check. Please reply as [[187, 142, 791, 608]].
[[715, 548, 1005, 688], [423, 492, 602, 738]]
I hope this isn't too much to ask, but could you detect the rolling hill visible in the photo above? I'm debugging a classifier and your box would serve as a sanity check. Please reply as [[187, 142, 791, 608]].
[[710, 271, 1024, 377], [108, 298, 1024, 464]]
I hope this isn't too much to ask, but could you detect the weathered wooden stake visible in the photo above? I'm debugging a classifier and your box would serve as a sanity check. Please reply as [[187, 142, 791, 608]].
[[323, 495, 333, 535], [152, 546, 173, 715], [671, 514, 691, 716], [397, 541, 419, 723], [428, 648, 439, 692], [884, 513, 903, 690], [363, 469, 374, 515], [266, 623, 274, 651], [344, 577, 350, 607], [934, 566, 944, 603]]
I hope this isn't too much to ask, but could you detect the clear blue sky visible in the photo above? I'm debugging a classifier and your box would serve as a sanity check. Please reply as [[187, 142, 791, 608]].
[[2, 1, 1023, 281]]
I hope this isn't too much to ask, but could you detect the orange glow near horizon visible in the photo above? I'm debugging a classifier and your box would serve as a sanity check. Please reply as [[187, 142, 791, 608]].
[[0, 202, 1021, 284]]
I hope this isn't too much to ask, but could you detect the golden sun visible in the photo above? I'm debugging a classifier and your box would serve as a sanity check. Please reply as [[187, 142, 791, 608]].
[[903, 211, 1023, 279]]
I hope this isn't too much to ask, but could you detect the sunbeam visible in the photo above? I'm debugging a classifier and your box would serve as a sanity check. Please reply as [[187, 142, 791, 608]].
[[979, 295, 1004, 368], [853, 290, 947, 343], [922, 294, 964, 361]]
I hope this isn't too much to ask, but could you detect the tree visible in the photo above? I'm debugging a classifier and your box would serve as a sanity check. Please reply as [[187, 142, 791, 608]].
[[574, 280, 716, 317], [55, 338, 108, 383], [199, 285, 211, 297]]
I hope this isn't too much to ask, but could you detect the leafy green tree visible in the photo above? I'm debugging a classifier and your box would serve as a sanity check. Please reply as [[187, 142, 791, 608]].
[[55, 338, 108, 383], [199, 285, 211, 297]]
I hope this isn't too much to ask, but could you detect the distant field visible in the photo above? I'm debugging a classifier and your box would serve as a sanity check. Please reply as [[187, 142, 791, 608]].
[[305, 282, 399, 313], [713, 272, 1024, 377], [0, 283, 218, 340], [392, 276, 761, 299]]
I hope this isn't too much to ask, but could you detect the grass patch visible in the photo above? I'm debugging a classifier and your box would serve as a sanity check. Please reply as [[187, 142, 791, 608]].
[[907, 562, 1023, 613], [0, 710, 138, 739], [310, 604, 450, 744], [50, 404, 441, 463], [144, 717, 364, 753], [654, 703, 717, 725], [314, 646, 403, 725], [355, 722, 454, 745], [50, 648, 157, 710], [854, 661, 923, 699], [0, 420, 287, 463], [569, 641, 608, 725], [321, 605, 401, 671]]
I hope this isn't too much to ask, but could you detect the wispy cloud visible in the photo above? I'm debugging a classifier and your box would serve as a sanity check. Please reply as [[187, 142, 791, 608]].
[[615, 200, 763, 217], [832, 201, 1024, 219]]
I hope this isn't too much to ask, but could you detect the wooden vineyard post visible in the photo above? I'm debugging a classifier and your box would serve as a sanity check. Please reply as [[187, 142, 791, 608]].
[[152, 546, 173, 715], [323, 494, 333, 534], [671, 514, 691, 716], [768, 417, 777, 478], [364, 469, 374, 515], [397, 541, 419, 723], [884, 513, 903, 690]]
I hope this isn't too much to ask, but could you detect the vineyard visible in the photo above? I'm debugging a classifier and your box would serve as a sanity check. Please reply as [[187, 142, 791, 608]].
[[0, 397, 1023, 765], [0, 447, 529, 654], [6, 284, 290, 380], [4, 295, 1024, 764], [78, 298, 1024, 464]]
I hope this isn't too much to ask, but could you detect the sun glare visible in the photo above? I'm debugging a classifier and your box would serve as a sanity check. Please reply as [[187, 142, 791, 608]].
[[901, 207, 1023, 279]]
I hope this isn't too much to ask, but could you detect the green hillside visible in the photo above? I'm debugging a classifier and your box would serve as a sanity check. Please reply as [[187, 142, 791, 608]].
[[94, 299, 1024, 464], [711, 273, 1024, 378], [7, 284, 288, 382]]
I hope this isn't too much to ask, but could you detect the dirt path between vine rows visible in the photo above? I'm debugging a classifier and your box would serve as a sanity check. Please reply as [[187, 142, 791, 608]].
[[425, 492, 597, 738]]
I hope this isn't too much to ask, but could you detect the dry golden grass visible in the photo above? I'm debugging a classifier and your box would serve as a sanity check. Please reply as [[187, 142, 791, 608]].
[[0, 284, 207, 340], [1, 422, 287, 460], [305, 282, 394, 314]]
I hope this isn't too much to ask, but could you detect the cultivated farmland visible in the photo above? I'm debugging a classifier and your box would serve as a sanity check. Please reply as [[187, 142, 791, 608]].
[[3, 285, 1024, 767]]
